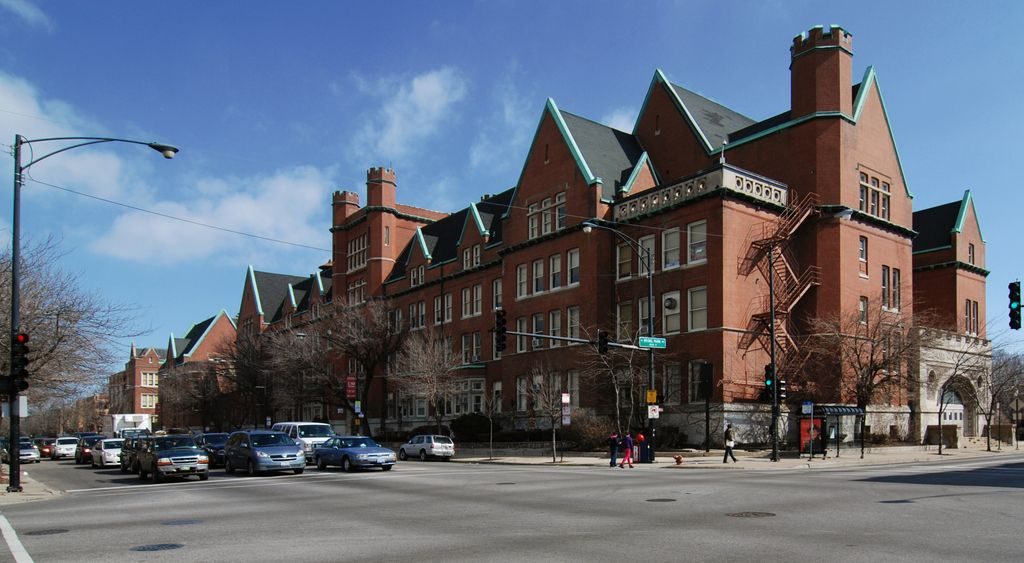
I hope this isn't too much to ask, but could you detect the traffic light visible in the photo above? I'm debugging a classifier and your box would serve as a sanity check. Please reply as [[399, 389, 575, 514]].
[[494, 309, 507, 352], [777, 379, 787, 400], [1010, 281, 1021, 330], [10, 333, 30, 392], [597, 330, 609, 354], [763, 364, 775, 389]]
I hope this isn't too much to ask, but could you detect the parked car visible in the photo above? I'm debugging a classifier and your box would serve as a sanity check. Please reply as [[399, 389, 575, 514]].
[[2, 439, 40, 464], [398, 435, 455, 461], [119, 437, 144, 473], [51, 437, 78, 460], [313, 436, 396, 472], [224, 430, 305, 476], [136, 435, 209, 483], [91, 438, 124, 468], [74, 435, 105, 464], [193, 433, 230, 468], [33, 437, 56, 459], [270, 422, 334, 463]]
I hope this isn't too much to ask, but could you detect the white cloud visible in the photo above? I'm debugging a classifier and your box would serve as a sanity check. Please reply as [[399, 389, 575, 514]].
[[350, 67, 468, 162], [0, 72, 149, 202], [0, 0, 52, 30], [90, 166, 332, 264], [600, 107, 638, 132], [469, 68, 535, 173]]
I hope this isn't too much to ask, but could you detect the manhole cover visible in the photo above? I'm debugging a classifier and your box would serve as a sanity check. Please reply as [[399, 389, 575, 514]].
[[726, 512, 776, 518], [162, 519, 202, 526], [130, 544, 184, 552], [646, 498, 677, 503], [495, 482, 516, 485], [24, 529, 68, 536]]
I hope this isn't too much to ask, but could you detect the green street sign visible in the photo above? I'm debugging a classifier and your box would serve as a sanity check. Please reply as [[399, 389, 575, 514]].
[[638, 336, 667, 349]]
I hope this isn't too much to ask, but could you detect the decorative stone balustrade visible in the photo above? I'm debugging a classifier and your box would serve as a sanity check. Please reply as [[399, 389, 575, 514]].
[[614, 165, 787, 221]]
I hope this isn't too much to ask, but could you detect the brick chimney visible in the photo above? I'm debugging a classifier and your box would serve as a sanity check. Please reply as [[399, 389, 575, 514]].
[[366, 167, 397, 208], [790, 25, 853, 119]]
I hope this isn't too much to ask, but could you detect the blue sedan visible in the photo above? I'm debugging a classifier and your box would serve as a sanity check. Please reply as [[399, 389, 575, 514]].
[[313, 436, 396, 472]]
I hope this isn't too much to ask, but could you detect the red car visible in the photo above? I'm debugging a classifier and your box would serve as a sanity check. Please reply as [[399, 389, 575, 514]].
[[33, 437, 56, 459]]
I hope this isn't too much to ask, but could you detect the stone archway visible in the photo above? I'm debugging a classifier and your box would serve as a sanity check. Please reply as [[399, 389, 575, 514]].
[[941, 374, 981, 438]]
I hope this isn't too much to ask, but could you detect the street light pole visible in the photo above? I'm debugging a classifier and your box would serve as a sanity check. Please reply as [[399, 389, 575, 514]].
[[582, 220, 657, 463], [7, 135, 177, 492], [768, 243, 779, 462]]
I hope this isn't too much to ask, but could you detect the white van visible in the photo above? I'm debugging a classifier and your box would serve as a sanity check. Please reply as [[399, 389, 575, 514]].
[[270, 422, 334, 462]]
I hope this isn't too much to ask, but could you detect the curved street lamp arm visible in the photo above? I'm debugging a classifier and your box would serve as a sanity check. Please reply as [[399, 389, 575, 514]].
[[580, 220, 653, 270], [16, 135, 179, 171]]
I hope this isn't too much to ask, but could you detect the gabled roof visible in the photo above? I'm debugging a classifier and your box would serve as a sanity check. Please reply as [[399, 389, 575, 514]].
[[169, 309, 236, 363], [247, 266, 308, 323], [560, 111, 645, 200], [670, 83, 757, 150], [913, 190, 984, 253]]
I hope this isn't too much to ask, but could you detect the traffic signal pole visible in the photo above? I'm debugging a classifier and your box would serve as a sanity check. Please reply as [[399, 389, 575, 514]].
[[7, 136, 24, 492]]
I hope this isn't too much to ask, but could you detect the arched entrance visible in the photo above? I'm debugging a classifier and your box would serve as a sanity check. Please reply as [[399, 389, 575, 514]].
[[940, 375, 981, 437]]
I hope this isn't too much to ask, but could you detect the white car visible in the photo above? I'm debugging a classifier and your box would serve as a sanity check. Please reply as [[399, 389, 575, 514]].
[[91, 438, 124, 468], [270, 422, 334, 463], [398, 435, 455, 461], [51, 437, 78, 460]]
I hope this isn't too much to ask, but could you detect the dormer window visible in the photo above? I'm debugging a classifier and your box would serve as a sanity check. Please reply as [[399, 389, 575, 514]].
[[528, 193, 566, 240], [410, 265, 425, 287], [858, 171, 891, 221]]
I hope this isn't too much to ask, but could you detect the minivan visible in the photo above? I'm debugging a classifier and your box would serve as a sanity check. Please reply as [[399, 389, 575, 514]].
[[270, 422, 334, 462]]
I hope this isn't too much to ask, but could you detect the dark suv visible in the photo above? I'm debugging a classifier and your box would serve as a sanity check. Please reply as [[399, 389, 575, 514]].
[[136, 435, 209, 483], [119, 437, 143, 473]]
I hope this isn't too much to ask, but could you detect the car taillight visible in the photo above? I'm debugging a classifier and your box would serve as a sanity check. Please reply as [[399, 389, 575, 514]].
[[84, 448, 91, 453]]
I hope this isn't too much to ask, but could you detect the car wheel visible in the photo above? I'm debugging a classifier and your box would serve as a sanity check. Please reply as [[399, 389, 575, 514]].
[[419, 450, 428, 461], [398, 449, 407, 461], [382, 465, 393, 471], [225, 458, 235, 474], [151, 466, 161, 484], [247, 460, 257, 477], [316, 456, 326, 471], [294, 468, 304, 475], [342, 457, 353, 473], [198, 473, 209, 481], [443, 456, 451, 462]]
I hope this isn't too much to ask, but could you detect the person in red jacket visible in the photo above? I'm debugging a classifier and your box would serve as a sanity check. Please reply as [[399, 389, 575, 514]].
[[619, 432, 634, 468]]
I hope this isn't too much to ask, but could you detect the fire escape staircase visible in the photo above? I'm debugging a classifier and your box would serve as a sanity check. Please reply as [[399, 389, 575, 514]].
[[740, 192, 821, 383]]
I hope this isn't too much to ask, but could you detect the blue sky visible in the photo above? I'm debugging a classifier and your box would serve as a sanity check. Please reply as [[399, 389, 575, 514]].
[[1, 0, 1022, 373]]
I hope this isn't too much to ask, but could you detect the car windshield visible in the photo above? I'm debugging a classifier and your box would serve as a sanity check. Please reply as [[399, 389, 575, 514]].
[[297, 425, 332, 438], [153, 437, 197, 450], [203, 434, 229, 445], [103, 440, 123, 449], [84, 436, 103, 446], [57, 438, 77, 445], [339, 438, 379, 448], [251, 433, 293, 447]]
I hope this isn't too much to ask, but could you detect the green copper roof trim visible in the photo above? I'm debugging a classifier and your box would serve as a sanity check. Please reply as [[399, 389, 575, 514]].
[[620, 151, 653, 195], [185, 310, 235, 359], [414, 228, 432, 261], [952, 190, 986, 243], [314, 271, 325, 295], [168, 333, 177, 359], [247, 265, 265, 317], [851, 66, 913, 199], [502, 98, 599, 220], [287, 284, 297, 308], [546, 98, 599, 185], [632, 69, 715, 151]]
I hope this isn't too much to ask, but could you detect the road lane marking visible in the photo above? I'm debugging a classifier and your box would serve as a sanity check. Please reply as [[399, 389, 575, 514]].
[[0, 514, 33, 563]]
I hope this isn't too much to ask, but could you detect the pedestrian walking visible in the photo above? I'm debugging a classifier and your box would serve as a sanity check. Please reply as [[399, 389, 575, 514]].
[[723, 424, 738, 463], [619, 432, 634, 468], [607, 432, 619, 468]]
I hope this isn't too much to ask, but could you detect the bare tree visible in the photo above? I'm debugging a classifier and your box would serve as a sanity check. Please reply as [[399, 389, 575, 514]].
[[804, 298, 926, 450], [392, 328, 462, 435], [480, 385, 501, 460], [0, 237, 145, 402], [218, 331, 276, 429], [575, 326, 646, 433], [264, 328, 335, 421], [321, 299, 409, 436], [527, 362, 568, 463], [961, 348, 1020, 451]]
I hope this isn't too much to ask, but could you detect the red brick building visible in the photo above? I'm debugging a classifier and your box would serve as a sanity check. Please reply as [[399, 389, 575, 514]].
[[242, 25, 987, 445], [107, 344, 164, 419], [157, 310, 237, 430]]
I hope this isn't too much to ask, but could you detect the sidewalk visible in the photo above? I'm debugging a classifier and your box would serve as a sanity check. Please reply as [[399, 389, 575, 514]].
[[0, 469, 64, 507], [450, 444, 1020, 470]]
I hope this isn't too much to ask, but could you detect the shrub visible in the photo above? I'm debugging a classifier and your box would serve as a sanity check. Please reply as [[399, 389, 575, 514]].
[[559, 409, 612, 450], [450, 413, 495, 442]]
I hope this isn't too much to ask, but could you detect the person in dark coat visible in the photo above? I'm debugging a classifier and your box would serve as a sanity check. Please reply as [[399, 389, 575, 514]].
[[607, 432, 619, 468], [723, 424, 738, 463]]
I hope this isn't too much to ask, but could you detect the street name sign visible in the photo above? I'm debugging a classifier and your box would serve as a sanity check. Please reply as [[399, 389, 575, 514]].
[[639, 337, 667, 349]]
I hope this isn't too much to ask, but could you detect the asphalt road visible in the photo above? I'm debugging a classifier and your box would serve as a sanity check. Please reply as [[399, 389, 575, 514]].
[[2, 454, 1023, 562]]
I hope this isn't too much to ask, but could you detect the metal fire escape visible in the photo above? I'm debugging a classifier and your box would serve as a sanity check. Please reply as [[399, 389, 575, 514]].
[[740, 192, 820, 382]]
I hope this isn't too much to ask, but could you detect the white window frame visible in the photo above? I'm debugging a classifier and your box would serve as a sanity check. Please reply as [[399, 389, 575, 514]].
[[617, 244, 632, 279], [533, 259, 545, 293], [687, 361, 708, 403], [492, 279, 503, 310], [549, 310, 562, 348], [688, 286, 707, 331], [516, 317, 528, 353], [663, 291, 681, 334], [687, 221, 707, 264], [663, 363, 682, 405], [567, 249, 580, 285], [662, 228, 680, 270], [517, 264, 528, 298], [567, 306, 580, 342], [617, 301, 634, 342], [549, 254, 562, 289], [639, 235, 655, 276], [462, 287, 472, 318]]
